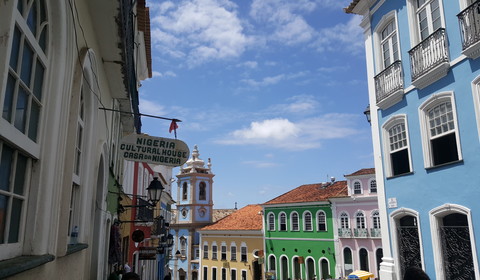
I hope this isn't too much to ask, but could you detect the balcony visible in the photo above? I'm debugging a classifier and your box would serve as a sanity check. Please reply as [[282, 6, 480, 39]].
[[338, 228, 353, 238], [370, 228, 382, 238], [354, 228, 368, 238], [374, 60, 404, 109], [458, 0, 480, 59], [409, 28, 450, 89], [135, 198, 153, 222]]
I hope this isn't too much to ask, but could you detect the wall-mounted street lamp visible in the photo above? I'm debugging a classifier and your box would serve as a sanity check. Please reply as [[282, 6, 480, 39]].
[[363, 104, 371, 125], [121, 177, 165, 210]]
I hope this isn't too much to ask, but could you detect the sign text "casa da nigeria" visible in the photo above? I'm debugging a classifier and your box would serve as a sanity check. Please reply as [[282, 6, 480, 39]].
[[120, 134, 190, 167]]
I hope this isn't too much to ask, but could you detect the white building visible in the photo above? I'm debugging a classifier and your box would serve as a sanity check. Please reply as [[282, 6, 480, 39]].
[[0, 0, 151, 278]]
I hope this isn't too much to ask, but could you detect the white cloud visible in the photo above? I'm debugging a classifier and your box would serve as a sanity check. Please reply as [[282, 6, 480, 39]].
[[216, 114, 359, 150], [268, 95, 319, 114], [152, 70, 177, 78], [237, 61, 258, 69], [139, 98, 169, 116], [241, 74, 285, 87], [312, 15, 363, 53], [151, 0, 252, 67], [242, 160, 278, 168]]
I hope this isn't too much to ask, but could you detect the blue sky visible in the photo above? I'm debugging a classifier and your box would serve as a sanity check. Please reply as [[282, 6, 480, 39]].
[[139, 0, 373, 209]]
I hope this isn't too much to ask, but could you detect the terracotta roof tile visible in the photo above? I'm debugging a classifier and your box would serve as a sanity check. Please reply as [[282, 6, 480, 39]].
[[263, 181, 348, 205], [345, 168, 375, 177], [201, 205, 263, 231]]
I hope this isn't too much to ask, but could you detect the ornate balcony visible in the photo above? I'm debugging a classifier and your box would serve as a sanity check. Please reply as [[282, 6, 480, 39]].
[[354, 228, 368, 238], [370, 228, 382, 238], [374, 60, 404, 109], [409, 28, 449, 89], [338, 228, 352, 238], [458, 0, 480, 59]]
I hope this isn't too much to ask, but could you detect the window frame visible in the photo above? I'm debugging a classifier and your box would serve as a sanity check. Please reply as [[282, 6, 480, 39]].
[[203, 243, 209, 259], [356, 212, 366, 229], [267, 212, 275, 231], [340, 212, 350, 229], [353, 180, 362, 195], [231, 242, 237, 261], [279, 212, 287, 231], [418, 92, 462, 168], [373, 11, 401, 73], [212, 242, 218, 260], [303, 211, 313, 231], [406, 0, 446, 46], [316, 210, 327, 232], [369, 179, 377, 193], [199, 181, 206, 200], [221, 243, 227, 260], [290, 211, 299, 231], [372, 210, 381, 229], [240, 243, 247, 262], [382, 114, 413, 177]]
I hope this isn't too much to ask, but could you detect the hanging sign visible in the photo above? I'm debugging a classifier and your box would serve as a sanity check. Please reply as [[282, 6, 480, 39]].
[[120, 134, 190, 167]]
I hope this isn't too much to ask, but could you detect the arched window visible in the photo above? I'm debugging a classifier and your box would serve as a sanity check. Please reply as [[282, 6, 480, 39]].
[[353, 181, 362, 194], [376, 248, 383, 277], [240, 243, 247, 262], [199, 182, 206, 200], [304, 211, 313, 231], [291, 212, 299, 231], [231, 242, 237, 261], [320, 259, 329, 279], [343, 247, 353, 275], [293, 257, 301, 279], [317, 211, 327, 231], [359, 248, 369, 271], [182, 182, 188, 200], [180, 237, 187, 257], [203, 242, 209, 259], [268, 255, 276, 271], [370, 180, 377, 193], [340, 212, 349, 228], [279, 212, 287, 231], [268, 213, 275, 231], [372, 211, 381, 229], [383, 115, 412, 176], [280, 256, 288, 280], [305, 257, 315, 280], [395, 214, 422, 276], [356, 212, 366, 228], [221, 242, 227, 260], [212, 242, 218, 260]]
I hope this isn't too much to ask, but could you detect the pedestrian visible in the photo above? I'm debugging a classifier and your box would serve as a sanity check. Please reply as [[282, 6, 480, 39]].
[[124, 263, 132, 273], [123, 272, 141, 280], [403, 267, 430, 280]]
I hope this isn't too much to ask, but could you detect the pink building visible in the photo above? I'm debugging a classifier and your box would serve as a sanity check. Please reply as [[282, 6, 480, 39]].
[[331, 168, 382, 279]]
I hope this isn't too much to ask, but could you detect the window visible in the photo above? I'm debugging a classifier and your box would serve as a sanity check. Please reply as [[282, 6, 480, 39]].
[[344, 247, 353, 275], [212, 243, 218, 259], [199, 182, 206, 200], [182, 182, 188, 200], [359, 248, 369, 271], [180, 237, 187, 257], [381, 20, 399, 69], [268, 255, 276, 271], [291, 212, 299, 231], [3, 0, 48, 142], [392, 210, 422, 277], [340, 212, 349, 229], [222, 268, 227, 280], [370, 180, 377, 193], [415, 0, 442, 41], [0, 143, 30, 246], [304, 211, 312, 231], [203, 244, 208, 259], [419, 92, 461, 168], [372, 211, 381, 229], [231, 243, 237, 261], [356, 212, 366, 229], [317, 211, 327, 231], [279, 212, 287, 231], [353, 181, 362, 194], [293, 257, 301, 280], [212, 268, 217, 280], [267, 213, 275, 231], [221, 244, 227, 260], [241, 244, 247, 262], [231, 269, 237, 280], [241, 270, 247, 280], [383, 115, 412, 176], [203, 267, 208, 280]]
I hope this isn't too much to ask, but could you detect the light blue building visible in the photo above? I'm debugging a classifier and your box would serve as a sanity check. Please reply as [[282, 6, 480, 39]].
[[168, 145, 235, 280], [346, 1, 480, 279]]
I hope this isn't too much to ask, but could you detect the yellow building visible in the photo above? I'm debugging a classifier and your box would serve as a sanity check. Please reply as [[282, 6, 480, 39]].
[[199, 205, 264, 280]]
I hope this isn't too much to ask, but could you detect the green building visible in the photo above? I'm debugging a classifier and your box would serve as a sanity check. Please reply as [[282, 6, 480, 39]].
[[263, 180, 347, 280]]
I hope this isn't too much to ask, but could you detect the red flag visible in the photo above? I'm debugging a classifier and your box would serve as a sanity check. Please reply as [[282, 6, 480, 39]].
[[169, 120, 178, 133]]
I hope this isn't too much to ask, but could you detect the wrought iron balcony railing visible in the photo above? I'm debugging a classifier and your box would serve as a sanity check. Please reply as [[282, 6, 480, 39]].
[[409, 28, 449, 82], [338, 228, 353, 238], [370, 228, 382, 238], [374, 60, 403, 104], [458, 0, 480, 51], [354, 228, 368, 238]]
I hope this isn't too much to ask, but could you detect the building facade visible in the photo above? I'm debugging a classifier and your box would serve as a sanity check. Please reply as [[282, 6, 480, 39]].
[[331, 168, 382, 278], [199, 204, 264, 280], [263, 180, 348, 280], [0, 0, 151, 278], [346, 0, 480, 279]]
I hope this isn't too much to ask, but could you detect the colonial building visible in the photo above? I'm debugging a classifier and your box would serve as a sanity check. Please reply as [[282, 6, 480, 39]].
[[330, 168, 382, 278], [346, 0, 480, 279], [199, 204, 264, 280], [0, 0, 151, 278], [169, 145, 235, 280], [263, 180, 348, 280]]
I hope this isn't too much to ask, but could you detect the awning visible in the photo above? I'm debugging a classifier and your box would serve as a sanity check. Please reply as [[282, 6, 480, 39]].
[[348, 270, 374, 279]]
